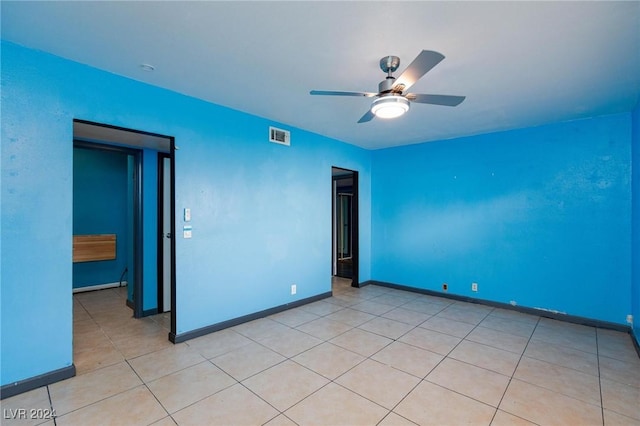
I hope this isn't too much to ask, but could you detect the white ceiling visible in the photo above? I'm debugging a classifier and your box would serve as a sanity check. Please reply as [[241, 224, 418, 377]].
[[2, 1, 639, 150]]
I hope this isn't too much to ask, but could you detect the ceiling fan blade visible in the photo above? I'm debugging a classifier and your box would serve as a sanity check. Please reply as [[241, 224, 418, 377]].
[[357, 109, 375, 123], [310, 90, 377, 97], [406, 94, 466, 107], [392, 50, 445, 93]]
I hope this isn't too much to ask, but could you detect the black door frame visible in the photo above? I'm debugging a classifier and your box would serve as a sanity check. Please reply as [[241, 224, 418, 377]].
[[332, 167, 359, 287]]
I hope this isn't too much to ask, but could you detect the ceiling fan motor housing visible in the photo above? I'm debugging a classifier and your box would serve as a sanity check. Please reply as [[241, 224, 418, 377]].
[[380, 55, 400, 74], [378, 78, 396, 94], [379, 56, 402, 94]]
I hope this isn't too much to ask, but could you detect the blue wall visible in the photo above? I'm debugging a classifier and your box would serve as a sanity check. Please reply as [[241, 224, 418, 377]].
[[632, 101, 640, 344], [173, 114, 371, 334], [372, 115, 632, 325], [0, 41, 371, 386], [2, 44, 74, 384], [72, 147, 129, 289], [1, 38, 635, 391]]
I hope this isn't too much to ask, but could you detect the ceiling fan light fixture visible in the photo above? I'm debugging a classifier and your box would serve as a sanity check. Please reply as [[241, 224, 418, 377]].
[[371, 95, 410, 119]]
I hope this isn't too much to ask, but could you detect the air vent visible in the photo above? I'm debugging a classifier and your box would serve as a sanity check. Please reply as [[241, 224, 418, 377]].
[[269, 126, 290, 146]]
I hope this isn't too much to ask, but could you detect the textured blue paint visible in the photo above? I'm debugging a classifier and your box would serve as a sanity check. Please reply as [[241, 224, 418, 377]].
[[72, 148, 129, 288], [372, 115, 632, 325], [0, 41, 371, 386], [632, 101, 640, 343], [3, 37, 633, 391], [173, 118, 372, 333], [1, 44, 74, 384]]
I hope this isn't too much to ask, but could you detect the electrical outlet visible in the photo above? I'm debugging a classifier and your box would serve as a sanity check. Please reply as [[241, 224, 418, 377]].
[[627, 314, 633, 324], [442, 283, 448, 291], [471, 282, 478, 292], [291, 284, 297, 295]]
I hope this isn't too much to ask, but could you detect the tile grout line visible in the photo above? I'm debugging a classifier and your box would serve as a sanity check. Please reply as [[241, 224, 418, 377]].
[[46, 385, 57, 426], [86, 286, 428, 412], [595, 329, 605, 426], [381, 297, 494, 419], [235, 299, 373, 424], [234, 286, 414, 424], [66, 284, 636, 425], [147, 358, 241, 421], [266, 296, 382, 424], [255, 301, 394, 426], [376, 304, 494, 424], [488, 315, 542, 425], [124, 358, 174, 424], [73, 292, 181, 423], [72, 292, 130, 372]]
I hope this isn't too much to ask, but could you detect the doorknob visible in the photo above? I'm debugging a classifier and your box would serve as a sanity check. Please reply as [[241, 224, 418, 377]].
[[165, 233, 172, 239]]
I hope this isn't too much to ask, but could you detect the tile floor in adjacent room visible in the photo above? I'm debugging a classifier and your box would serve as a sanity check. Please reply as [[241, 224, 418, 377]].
[[3, 278, 639, 425]]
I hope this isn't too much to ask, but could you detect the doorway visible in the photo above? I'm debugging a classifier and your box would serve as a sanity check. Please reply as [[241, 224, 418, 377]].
[[73, 119, 175, 327], [72, 140, 143, 317], [332, 167, 359, 287]]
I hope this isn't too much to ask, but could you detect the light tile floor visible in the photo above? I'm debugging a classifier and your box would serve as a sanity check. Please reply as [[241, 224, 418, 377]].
[[3, 278, 639, 425]]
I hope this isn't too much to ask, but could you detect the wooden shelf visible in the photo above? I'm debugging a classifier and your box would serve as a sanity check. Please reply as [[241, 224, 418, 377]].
[[73, 234, 116, 263]]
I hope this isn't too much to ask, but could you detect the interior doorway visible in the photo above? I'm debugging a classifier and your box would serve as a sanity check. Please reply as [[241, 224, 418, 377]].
[[72, 119, 175, 329], [332, 167, 359, 287], [72, 140, 143, 317]]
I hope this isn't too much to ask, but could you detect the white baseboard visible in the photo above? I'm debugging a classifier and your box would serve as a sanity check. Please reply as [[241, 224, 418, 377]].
[[73, 281, 127, 293]]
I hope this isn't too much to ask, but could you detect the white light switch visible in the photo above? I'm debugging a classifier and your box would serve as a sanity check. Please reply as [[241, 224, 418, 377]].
[[184, 208, 191, 222], [183, 225, 192, 239]]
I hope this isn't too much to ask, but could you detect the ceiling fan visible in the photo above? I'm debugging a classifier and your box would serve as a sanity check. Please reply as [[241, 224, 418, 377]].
[[310, 50, 465, 123]]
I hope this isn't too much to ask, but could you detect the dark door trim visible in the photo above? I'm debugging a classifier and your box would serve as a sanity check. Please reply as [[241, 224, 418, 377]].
[[157, 147, 176, 329], [169, 140, 176, 339], [352, 171, 359, 287], [331, 167, 360, 287], [157, 152, 170, 313]]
